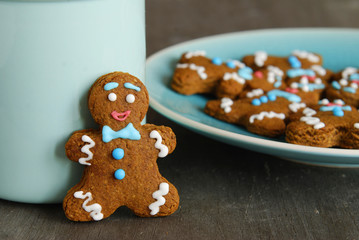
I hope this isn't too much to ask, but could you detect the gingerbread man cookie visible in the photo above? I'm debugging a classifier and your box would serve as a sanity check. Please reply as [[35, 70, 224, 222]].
[[205, 90, 303, 137], [171, 50, 246, 95], [64, 72, 179, 221], [242, 50, 323, 72], [286, 98, 359, 148]]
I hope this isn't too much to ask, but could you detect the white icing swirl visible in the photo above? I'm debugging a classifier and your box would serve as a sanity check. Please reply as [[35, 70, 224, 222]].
[[292, 50, 319, 63], [220, 98, 233, 113], [150, 130, 169, 158], [311, 65, 326, 76], [79, 135, 95, 166], [289, 102, 306, 113], [74, 191, 103, 221], [254, 51, 268, 67], [249, 111, 285, 123], [177, 63, 207, 80], [148, 182, 169, 215], [246, 89, 264, 98], [223, 72, 245, 84], [185, 50, 206, 59]]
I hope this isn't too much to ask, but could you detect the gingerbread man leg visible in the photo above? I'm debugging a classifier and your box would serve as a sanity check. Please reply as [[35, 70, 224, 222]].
[[63, 181, 122, 222], [127, 180, 179, 217]]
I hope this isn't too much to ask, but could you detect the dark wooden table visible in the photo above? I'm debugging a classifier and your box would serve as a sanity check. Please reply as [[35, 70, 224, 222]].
[[2, 0, 359, 239]]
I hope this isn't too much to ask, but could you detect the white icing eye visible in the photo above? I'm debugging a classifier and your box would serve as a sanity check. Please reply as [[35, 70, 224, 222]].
[[126, 94, 135, 103], [108, 93, 117, 102]]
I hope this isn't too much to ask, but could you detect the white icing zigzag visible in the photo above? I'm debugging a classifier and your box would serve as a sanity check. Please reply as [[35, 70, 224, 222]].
[[300, 107, 325, 129], [289, 102, 306, 113], [292, 50, 319, 63], [246, 89, 264, 98], [254, 51, 267, 67], [74, 191, 104, 221], [311, 65, 326, 76], [150, 130, 169, 158], [148, 182, 169, 215], [185, 50, 206, 59], [249, 111, 285, 124], [177, 63, 207, 80], [79, 135, 95, 166], [223, 72, 245, 84], [220, 98, 233, 113]]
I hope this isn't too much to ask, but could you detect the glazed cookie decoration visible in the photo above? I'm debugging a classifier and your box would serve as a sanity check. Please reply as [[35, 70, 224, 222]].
[[172, 50, 246, 95], [286, 98, 359, 148], [64, 72, 179, 221]]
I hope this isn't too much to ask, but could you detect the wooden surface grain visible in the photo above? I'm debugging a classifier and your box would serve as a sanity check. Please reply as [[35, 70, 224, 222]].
[[2, 0, 359, 239]]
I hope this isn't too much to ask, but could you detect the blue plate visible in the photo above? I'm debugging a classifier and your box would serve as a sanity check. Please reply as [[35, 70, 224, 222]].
[[146, 28, 359, 167]]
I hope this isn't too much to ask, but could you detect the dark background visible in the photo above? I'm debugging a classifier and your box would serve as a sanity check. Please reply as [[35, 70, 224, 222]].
[[2, 0, 359, 239]]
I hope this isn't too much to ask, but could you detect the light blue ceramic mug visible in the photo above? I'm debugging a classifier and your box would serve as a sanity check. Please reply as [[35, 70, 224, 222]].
[[0, 0, 145, 203]]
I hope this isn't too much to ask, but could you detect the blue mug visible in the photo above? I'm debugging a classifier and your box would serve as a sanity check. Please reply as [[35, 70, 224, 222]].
[[0, 0, 146, 203]]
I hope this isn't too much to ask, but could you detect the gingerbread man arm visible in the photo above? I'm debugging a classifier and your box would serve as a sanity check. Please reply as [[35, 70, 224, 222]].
[[143, 124, 176, 156], [65, 129, 98, 164]]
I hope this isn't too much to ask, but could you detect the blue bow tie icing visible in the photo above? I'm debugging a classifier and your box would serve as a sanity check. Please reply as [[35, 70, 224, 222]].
[[102, 123, 141, 143]]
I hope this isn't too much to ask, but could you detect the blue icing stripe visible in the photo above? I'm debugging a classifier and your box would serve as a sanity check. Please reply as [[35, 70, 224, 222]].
[[287, 69, 315, 78], [343, 87, 356, 93], [267, 89, 301, 102], [332, 81, 341, 90], [320, 106, 352, 112], [238, 67, 253, 80], [298, 83, 325, 91], [124, 82, 141, 92], [104, 82, 119, 91], [350, 73, 359, 80], [288, 56, 301, 68]]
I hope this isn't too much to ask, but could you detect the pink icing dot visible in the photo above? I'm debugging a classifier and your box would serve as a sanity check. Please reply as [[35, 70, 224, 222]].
[[254, 71, 263, 78]]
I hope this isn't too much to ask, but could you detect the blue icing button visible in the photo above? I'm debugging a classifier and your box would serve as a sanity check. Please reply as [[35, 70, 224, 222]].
[[333, 107, 344, 117], [212, 57, 222, 65], [260, 96, 268, 103], [288, 56, 301, 68], [226, 61, 236, 69], [252, 98, 261, 106], [238, 67, 253, 80], [332, 81, 341, 90], [287, 69, 315, 78], [114, 169, 125, 180], [267, 89, 301, 102], [104, 82, 119, 91], [268, 94, 276, 101], [112, 148, 124, 160]]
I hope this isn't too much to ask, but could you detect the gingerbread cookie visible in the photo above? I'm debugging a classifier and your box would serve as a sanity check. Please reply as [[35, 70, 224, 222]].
[[284, 66, 332, 105], [64, 72, 179, 221], [205, 90, 303, 137], [242, 50, 323, 72], [326, 67, 359, 107], [171, 50, 246, 95], [286, 98, 359, 148]]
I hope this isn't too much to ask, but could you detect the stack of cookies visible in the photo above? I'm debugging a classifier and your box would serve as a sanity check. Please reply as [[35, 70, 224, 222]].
[[171, 50, 359, 149]]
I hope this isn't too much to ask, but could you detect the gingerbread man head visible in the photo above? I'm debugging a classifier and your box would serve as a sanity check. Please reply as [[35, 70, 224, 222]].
[[88, 72, 149, 130]]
